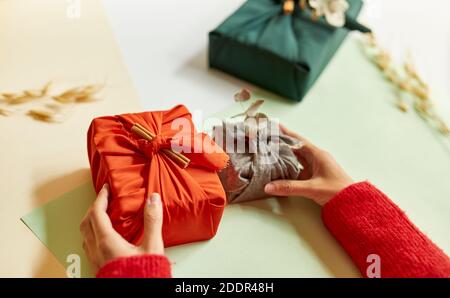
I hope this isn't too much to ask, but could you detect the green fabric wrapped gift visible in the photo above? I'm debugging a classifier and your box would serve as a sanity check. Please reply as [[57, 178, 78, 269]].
[[209, 0, 369, 102]]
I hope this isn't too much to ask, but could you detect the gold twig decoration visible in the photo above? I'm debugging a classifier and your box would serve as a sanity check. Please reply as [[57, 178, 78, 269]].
[[362, 33, 450, 137], [131, 123, 190, 169]]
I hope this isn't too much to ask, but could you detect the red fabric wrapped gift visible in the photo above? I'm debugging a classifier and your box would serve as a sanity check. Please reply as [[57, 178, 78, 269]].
[[87, 105, 229, 246]]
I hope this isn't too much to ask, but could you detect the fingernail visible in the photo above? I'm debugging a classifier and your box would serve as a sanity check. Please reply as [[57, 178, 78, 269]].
[[147, 193, 161, 206], [265, 184, 274, 193]]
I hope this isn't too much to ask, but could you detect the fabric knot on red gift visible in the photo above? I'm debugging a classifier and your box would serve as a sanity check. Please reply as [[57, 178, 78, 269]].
[[87, 105, 230, 246], [130, 122, 190, 169], [140, 134, 169, 158]]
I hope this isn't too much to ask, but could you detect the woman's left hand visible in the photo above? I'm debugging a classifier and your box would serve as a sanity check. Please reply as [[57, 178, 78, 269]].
[[80, 184, 165, 273]]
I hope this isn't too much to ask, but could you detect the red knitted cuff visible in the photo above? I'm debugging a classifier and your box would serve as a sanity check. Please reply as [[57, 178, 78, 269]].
[[322, 182, 450, 278], [96, 254, 172, 278]]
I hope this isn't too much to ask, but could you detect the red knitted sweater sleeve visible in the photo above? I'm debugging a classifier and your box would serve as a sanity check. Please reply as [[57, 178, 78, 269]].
[[96, 182, 449, 278], [96, 254, 172, 278], [322, 182, 450, 278]]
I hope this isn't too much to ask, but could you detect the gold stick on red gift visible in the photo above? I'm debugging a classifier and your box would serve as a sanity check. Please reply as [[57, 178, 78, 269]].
[[131, 123, 190, 169]]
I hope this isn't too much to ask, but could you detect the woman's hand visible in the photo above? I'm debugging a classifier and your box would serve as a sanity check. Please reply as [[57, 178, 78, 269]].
[[264, 125, 354, 206], [80, 184, 164, 273]]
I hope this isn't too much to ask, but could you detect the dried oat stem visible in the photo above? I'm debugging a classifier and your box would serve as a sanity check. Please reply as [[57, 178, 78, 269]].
[[0, 81, 52, 105], [362, 33, 449, 136], [0, 82, 103, 123], [52, 84, 103, 104]]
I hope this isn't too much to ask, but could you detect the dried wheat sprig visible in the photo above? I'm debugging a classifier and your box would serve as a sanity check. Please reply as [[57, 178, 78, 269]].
[[375, 50, 391, 71], [2, 93, 39, 105], [41, 81, 52, 96], [0, 81, 102, 123], [0, 81, 51, 105], [52, 84, 103, 104], [362, 33, 449, 137], [437, 119, 450, 135], [27, 109, 56, 122], [0, 107, 13, 116], [27, 103, 71, 123], [395, 97, 409, 113]]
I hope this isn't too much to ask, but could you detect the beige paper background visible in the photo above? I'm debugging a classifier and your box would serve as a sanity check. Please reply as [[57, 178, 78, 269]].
[[0, 0, 141, 277]]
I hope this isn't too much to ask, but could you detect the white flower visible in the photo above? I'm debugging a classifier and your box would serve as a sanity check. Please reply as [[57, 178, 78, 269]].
[[309, 0, 350, 27]]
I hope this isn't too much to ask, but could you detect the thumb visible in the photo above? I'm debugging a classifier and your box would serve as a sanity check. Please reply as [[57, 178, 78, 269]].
[[142, 193, 164, 254], [264, 180, 313, 198]]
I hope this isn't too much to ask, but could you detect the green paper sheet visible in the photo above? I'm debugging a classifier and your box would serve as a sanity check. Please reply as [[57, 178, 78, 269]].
[[21, 184, 96, 277], [21, 38, 450, 278]]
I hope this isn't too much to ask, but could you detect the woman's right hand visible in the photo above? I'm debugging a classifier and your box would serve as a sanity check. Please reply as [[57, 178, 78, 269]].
[[80, 185, 165, 273], [264, 125, 354, 206]]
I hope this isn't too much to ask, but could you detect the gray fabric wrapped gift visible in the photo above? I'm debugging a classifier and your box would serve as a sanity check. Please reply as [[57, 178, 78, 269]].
[[214, 119, 303, 204]]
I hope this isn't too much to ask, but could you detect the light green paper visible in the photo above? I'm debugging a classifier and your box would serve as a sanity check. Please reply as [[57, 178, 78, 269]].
[[22, 38, 450, 278], [21, 184, 96, 277]]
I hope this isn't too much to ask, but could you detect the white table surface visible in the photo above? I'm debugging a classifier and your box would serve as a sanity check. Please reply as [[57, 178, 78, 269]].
[[102, 0, 450, 122]]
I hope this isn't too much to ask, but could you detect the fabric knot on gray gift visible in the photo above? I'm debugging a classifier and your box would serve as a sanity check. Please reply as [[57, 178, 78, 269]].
[[213, 101, 303, 203]]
